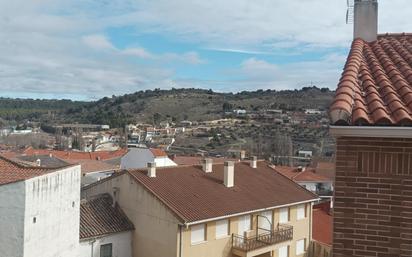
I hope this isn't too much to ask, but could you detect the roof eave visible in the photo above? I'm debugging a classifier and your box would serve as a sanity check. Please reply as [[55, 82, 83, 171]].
[[330, 125, 412, 138], [184, 197, 320, 226]]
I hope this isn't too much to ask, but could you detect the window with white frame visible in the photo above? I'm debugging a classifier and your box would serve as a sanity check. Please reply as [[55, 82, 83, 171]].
[[297, 204, 306, 220], [296, 239, 306, 255], [279, 207, 289, 223], [191, 224, 206, 244], [215, 219, 229, 238], [238, 215, 251, 235], [279, 245, 289, 257]]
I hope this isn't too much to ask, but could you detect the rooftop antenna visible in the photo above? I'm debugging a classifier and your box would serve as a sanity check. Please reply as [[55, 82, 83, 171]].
[[346, 0, 354, 24]]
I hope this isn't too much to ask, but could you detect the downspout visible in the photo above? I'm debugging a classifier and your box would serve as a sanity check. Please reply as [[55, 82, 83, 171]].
[[90, 239, 96, 257], [179, 225, 183, 257]]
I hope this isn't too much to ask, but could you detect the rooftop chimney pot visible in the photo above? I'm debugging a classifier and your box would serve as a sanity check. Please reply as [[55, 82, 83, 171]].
[[354, 0, 378, 42], [201, 158, 213, 173], [224, 161, 234, 188], [147, 162, 156, 177]]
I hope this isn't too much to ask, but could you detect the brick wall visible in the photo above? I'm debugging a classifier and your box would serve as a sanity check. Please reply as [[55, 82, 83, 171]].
[[333, 137, 412, 257]]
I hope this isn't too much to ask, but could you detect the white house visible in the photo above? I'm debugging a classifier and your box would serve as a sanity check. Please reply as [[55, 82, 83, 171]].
[[0, 156, 81, 257], [79, 194, 134, 257], [120, 148, 177, 169]]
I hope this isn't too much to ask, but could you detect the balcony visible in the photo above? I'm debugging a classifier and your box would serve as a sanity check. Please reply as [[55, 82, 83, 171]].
[[232, 225, 293, 255]]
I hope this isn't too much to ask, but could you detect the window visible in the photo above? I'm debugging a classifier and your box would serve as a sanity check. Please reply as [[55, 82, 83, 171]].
[[279, 207, 289, 223], [215, 219, 229, 238], [279, 245, 289, 257], [258, 211, 272, 233], [238, 215, 251, 235], [297, 204, 306, 220], [191, 224, 206, 244], [100, 243, 112, 257], [296, 239, 306, 255]]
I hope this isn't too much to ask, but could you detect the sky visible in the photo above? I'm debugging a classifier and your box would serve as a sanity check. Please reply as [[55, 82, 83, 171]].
[[0, 0, 411, 100]]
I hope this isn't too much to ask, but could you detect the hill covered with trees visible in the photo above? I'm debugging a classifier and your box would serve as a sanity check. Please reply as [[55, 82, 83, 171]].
[[0, 87, 335, 128]]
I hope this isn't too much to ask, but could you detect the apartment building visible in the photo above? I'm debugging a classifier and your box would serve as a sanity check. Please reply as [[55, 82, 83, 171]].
[[329, 0, 412, 256], [0, 155, 81, 257], [82, 158, 318, 257]]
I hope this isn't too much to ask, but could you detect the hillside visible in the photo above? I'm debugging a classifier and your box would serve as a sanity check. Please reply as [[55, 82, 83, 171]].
[[0, 87, 335, 128]]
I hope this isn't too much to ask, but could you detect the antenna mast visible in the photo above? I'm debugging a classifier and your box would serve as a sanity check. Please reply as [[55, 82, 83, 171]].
[[346, 0, 355, 24]]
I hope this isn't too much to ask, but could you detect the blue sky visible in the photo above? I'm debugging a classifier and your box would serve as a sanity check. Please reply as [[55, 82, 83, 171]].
[[0, 0, 410, 100]]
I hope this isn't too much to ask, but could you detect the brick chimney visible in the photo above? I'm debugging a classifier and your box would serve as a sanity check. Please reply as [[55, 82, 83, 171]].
[[354, 0, 378, 42], [250, 156, 257, 168], [147, 162, 156, 177], [201, 158, 213, 173], [224, 161, 234, 187]]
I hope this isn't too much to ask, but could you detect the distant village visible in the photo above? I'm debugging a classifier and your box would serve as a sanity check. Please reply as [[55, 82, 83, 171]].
[[1, 1, 411, 257]]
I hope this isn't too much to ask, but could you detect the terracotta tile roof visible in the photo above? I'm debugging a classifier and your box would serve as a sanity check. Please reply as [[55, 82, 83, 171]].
[[15, 155, 70, 168], [149, 148, 167, 157], [0, 155, 67, 186], [172, 156, 237, 166], [312, 208, 333, 246], [273, 166, 332, 182], [22, 147, 127, 161], [65, 159, 118, 174], [127, 161, 318, 223], [330, 34, 412, 126], [80, 194, 134, 239]]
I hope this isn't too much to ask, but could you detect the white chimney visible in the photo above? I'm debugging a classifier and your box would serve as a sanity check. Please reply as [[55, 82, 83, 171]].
[[354, 0, 378, 42], [201, 158, 213, 173], [147, 162, 156, 177], [36, 159, 41, 167], [250, 156, 257, 168], [224, 161, 234, 188]]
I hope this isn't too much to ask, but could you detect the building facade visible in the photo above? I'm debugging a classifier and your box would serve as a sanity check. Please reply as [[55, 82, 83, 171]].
[[82, 159, 318, 257], [329, 1, 412, 256], [0, 157, 81, 257]]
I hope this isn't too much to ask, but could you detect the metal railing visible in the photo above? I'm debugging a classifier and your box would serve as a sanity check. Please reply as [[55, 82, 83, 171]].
[[232, 225, 293, 252]]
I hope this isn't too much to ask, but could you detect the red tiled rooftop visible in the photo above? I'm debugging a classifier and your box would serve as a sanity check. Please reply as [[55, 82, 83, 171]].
[[65, 159, 118, 174], [273, 166, 332, 182], [126, 161, 318, 223], [22, 147, 127, 161], [0, 155, 69, 186], [330, 34, 412, 126], [172, 155, 237, 166], [149, 148, 167, 157], [312, 208, 333, 246], [80, 194, 134, 239]]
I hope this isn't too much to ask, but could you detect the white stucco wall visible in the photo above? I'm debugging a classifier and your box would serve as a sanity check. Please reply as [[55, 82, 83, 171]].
[[0, 181, 26, 257], [81, 171, 115, 187], [154, 157, 177, 167], [120, 148, 154, 169], [79, 231, 133, 257], [23, 165, 81, 257], [120, 148, 176, 169]]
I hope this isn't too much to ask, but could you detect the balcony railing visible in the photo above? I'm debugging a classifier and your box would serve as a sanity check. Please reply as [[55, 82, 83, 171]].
[[232, 224, 293, 252]]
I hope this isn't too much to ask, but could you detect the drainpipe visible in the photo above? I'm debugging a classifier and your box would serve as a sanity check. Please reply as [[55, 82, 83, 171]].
[[179, 225, 183, 257], [90, 239, 96, 257]]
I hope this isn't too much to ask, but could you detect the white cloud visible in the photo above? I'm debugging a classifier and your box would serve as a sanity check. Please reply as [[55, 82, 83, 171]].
[[82, 34, 115, 50], [121, 47, 153, 59], [0, 0, 410, 99]]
